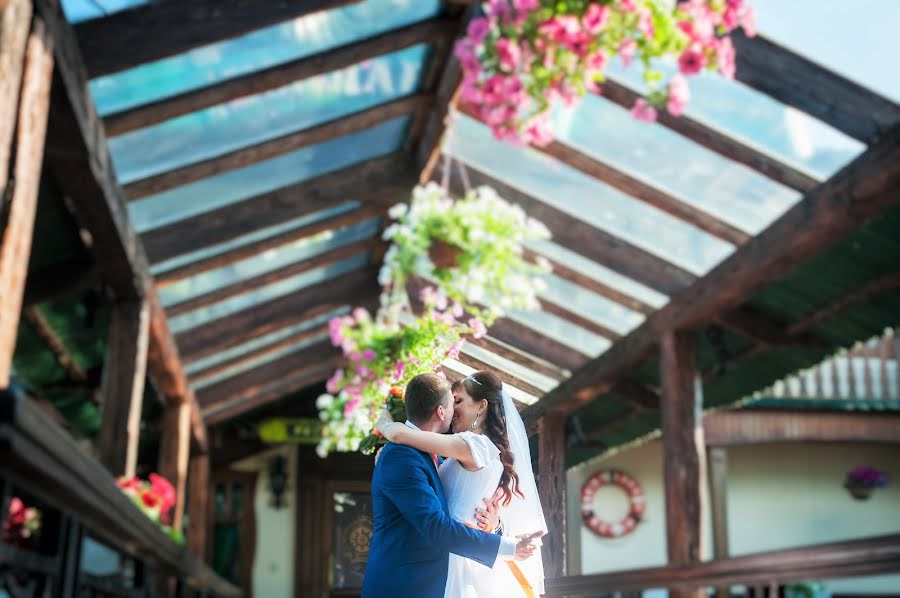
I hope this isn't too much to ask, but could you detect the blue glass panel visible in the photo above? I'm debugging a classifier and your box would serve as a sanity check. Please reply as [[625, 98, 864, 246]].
[[157, 218, 379, 305], [605, 61, 865, 179], [89, 0, 442, 114], [541, 275, 644, 336], [752, 0, 900, 103], [62, 0, 147, 23], [128, 116, 409, 232], [109, 45, 428, 183], [507, 310, 611, 358], [552, 95, 801, 236], [449, 115, 734, 275], [169, 256, 368, 333], [184, 307, 348, 376]]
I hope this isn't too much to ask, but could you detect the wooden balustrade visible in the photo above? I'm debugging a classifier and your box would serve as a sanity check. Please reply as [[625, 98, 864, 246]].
[[543, 533, 900, 596], [0, 389, 240, 597]]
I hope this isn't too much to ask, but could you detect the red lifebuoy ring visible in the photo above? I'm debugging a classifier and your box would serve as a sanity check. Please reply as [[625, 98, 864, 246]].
[[580, 469, 645, 538]]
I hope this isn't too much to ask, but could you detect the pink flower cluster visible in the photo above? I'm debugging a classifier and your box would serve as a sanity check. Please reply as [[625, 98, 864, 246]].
[[3, 497, 41, 549], [117, 474, 177, 525], [457, 0, 756, 140]]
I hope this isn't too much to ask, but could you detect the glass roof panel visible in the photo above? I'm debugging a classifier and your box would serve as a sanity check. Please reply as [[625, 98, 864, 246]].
[[449, 115, 734, 275], [89, 0, 442, 114], [528, 240, 669, 309], [62, 0, 148, 23], [109, 45, 429, 183], [506, 310, 611, 358], [157, 217, 379, 305], [552, 94, 802, 235], [752, 0, 900, 103], [605, 61, 865, 179], [443, 359, 540, 406], [460, 342, 560, 392], [128, 116, 409, 232], [169, 255, 369, 333], [541, 275, 644, 336], [184, 307, 348, 376], [193, 331, 331, 390]]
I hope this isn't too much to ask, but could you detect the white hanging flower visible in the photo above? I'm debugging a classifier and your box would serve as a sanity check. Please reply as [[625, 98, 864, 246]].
[[388, 202, 408, 220]]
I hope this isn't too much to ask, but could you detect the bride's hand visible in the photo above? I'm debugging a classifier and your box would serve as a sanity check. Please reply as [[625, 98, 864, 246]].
[[375, 408, 397, 441], [513, 531, 542, 561]]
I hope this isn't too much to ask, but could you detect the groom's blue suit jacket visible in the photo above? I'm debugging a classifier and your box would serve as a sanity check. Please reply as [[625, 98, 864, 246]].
[[362, 442, 501, 598]]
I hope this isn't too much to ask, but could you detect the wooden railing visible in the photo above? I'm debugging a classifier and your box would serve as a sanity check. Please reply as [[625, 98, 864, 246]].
[[0, 389, 240, 597], [544, 534, 900, 596]]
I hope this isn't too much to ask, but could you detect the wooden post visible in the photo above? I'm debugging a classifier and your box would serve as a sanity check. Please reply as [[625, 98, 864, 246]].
[[0, 0, 32, 192], [98, 300, 150, 477], [0, 16, 53, 388], [187, 453, 210, 561], [159, 401, 191, 532], [539, 413, 567, 579], [660, 330, 705, 598], [709, 446, 730, 598]]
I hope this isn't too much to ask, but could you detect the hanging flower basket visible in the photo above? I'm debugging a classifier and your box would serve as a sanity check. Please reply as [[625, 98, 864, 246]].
[[428, 238, 464, 270], [844, 483, 872, 501], [843, 466, 890, 501], [3, 497, 41, 550]]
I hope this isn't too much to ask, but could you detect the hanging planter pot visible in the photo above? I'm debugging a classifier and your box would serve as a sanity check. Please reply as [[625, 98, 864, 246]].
[[428, 238, 463, 270]]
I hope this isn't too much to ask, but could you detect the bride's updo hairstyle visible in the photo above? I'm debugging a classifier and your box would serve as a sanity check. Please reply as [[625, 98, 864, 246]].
[[452, 371, 525, 506]]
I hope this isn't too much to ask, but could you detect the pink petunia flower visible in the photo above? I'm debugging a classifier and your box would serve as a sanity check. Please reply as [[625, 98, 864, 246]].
[[678, 45, 705, 75], [582, 4, 610, 35], [631, 98, 658, 122], [619, 38, 637, 67], [666, 74, 691, 116], [467, 17, 490, 45]]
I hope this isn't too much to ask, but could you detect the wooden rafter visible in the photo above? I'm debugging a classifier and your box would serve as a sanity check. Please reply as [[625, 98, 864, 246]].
[[466, 335, 569, 382], [153, 205, 383, 287], [104, 18, 456, 136], [176, 267, 378, 361], [190, 323, 330, 385], [123, 93, 431, 200], [168, 239, 377, 318], [203, 361, 339, 425], [75, 0, 365, 77], [704, 410, 900, 447], [445, 163, 696, 295], [0, 0, 32, 192], [716, 306, 827, 349], [534, 139, 750, 245], [142, 151, 411, 265], [732, 32, 900, 143], [22, 306, 87, 382], [488, 318, 589, 372], [454, 350, 548, 398], [537, 298, 622, 341], [521, 122, 900, 429], [36, 0, 208, 450], [598, 80, 819, 193]]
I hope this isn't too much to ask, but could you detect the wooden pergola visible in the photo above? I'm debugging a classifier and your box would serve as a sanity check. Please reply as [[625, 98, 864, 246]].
[[1, 0, 899, 596]]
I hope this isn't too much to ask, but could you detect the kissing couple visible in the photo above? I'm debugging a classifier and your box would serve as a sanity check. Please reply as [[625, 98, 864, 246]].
[[362, 370, 547, 597]]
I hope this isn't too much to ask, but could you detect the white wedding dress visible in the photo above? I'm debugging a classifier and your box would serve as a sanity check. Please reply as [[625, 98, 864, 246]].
[[439, 431, 531, 597]]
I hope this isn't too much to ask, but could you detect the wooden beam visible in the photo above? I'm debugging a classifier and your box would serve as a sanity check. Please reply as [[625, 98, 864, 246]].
[[660, 330, 705, 598], [524, 248, 656, 316], [539, 414, 567, 578], [483, 318, 589, 373], [538, 139, 750, 245], [609, 379, 660, 411], [75, 0, 364, 77], [187, 454, 210, 561], [35, 0, 209, 451], [416, 7, 473, 183], [141, 151, 409, 265], [198, 340, 336, 408], [168, 238, 376, 318], [717, 306, 826, 349], [538, 298, 622, 341], [189, 324, 329, 385], [0, 0, 32, 193], [22, 306, 87, 382], [0, 17, 53, 388], [177, 267, 377, 361], [787, 266, 900, 336], [98, 300, 150, 477], [520, 122, 900, 427], [104, 18, 455, 136], [466, 335, 569, 382], [704, 410, 900, 446], [445, 164, 696, 295], [154, 204, 383, 287], [123, 94, 431, 201], [543, 533, 900, 594], [598, 80, 818, 193], [158, 402, 191, 532], [733, 32, 900, 143], [707, 446, 730, 598], [203, 361, 338, 425], [455, 349, 548, 398]]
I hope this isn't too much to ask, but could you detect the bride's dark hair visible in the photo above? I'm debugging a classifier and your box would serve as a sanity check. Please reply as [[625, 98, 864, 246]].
[[452, 371, 524, 506]]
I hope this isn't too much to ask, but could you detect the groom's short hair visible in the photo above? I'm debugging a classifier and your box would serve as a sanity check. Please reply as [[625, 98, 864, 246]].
[[405, 374, 451, 424]]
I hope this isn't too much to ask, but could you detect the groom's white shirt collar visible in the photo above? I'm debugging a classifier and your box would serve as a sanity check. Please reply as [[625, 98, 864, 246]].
[[404, 420, 420, 431]]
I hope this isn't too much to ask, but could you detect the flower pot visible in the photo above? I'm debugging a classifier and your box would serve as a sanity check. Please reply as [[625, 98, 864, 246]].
[[428, 239, 462, 270], [845, 484, 872, 501]]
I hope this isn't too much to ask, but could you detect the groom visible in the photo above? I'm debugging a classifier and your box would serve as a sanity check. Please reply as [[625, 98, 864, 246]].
[[362, 373, 534, 597]]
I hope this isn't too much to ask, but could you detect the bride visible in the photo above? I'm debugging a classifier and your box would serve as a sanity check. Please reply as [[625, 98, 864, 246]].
[[377, 370, 547, 597]]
